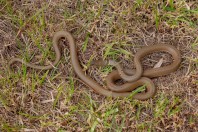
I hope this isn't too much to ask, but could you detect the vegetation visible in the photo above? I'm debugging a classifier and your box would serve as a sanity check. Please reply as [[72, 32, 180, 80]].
[[0, 0, 197, 131]]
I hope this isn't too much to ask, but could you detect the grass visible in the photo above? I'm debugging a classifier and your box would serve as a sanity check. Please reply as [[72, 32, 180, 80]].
[[0, 0, 198, 131]]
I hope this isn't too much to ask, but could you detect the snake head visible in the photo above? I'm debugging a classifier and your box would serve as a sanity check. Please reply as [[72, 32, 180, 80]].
[[91, 59, 108, 67]]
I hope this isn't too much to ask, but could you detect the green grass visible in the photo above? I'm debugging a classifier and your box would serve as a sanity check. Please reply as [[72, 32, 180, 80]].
[[0, 0, 197, 131]]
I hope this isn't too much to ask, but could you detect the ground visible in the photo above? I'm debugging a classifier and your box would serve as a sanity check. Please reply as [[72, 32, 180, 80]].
[[0, 0, 198, 131]]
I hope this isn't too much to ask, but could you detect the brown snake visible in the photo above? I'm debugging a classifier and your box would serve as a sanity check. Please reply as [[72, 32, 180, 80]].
[[9, 31, 181, 100]]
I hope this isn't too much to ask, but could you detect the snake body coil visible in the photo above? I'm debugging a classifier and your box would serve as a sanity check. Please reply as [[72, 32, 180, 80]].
[[9, 31, 181, 100]]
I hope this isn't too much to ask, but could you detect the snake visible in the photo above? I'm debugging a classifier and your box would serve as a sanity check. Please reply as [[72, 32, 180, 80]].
[[9, 31, 181, 100]]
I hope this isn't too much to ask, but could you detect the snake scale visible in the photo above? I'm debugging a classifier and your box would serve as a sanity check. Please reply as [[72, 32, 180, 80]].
[[9, 31, 181, 100]]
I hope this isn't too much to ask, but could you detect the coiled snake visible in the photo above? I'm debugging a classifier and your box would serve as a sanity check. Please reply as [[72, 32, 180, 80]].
[[9, 31, 181, 100]]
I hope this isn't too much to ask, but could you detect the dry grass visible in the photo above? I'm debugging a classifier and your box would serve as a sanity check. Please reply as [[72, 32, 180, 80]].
[[0, 0, 198, 131]]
